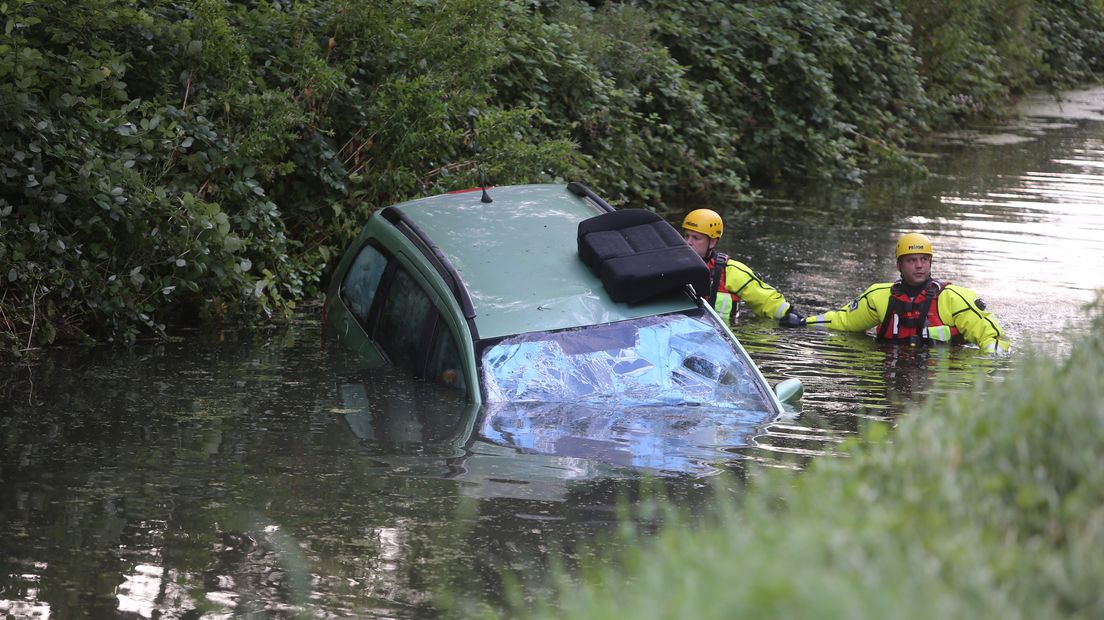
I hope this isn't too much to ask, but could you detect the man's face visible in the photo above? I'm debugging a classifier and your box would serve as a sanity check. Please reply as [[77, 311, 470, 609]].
[[682, 229, 716, 259], [897, 253, 932, 286]]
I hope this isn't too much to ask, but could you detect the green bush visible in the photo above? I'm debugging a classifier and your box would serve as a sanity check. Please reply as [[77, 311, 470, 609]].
[[0, 0, 578, 353], [891, 0, 1034, 124], [0, 0, 285, 346], [891, 0, 1103, 124], [1, 0, 1102, 352], [492, 1, 749, 205], [647, 0, 929, 183], [1034, 0, 1104, 87], [489, 296, 1104, 619]]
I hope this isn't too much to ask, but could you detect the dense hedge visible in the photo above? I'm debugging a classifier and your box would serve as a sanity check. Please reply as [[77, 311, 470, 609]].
[[1, 0, 1101, 353]]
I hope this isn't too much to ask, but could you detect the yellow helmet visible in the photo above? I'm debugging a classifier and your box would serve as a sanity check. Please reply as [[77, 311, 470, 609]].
[[895, 232, 933, 259], [682, 209, 724, 239]]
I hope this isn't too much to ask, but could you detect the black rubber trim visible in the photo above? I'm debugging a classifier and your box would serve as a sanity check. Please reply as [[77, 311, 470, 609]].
[[567, 181, 616, 213], [381, 206, 480, 341]]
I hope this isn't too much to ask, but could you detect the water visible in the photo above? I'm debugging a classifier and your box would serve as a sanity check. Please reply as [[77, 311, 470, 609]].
[[716, 88, 1104, 468], [3, 89, 1104, 617]]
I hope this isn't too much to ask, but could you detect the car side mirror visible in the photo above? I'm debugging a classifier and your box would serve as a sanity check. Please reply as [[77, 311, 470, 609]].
[[774, 377, 803, 404]]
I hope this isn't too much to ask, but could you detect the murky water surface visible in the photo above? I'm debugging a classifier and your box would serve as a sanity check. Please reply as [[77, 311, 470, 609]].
[[4, 90, 1104, 617]]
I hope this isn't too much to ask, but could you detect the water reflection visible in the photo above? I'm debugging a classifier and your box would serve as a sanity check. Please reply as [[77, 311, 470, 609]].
[[732, 324, 1009, 469], [337, 370, 474, 458], [335, 363, 773, 497], [479, 401, 766, 474]]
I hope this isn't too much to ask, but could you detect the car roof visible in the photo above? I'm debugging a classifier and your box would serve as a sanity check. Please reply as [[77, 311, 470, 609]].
[[383, 184, 697, 340]]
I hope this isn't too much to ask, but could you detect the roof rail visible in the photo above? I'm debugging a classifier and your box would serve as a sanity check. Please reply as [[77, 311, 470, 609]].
[[381, 206, 479, 330], [567, 181, 616, 213]]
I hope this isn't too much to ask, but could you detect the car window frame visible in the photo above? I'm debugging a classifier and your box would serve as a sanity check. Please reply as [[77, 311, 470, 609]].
[[341, 240, 470, 399]]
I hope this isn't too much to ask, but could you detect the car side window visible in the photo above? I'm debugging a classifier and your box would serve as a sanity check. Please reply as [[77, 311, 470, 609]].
[[376, 266, 432, 371], [341, 243, 388, 325], [358, 258, 467, 396], [426, 321, 466, 393]]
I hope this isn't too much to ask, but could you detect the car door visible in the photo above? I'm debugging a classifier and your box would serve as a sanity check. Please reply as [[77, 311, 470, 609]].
[[339, 241, 468, 397]]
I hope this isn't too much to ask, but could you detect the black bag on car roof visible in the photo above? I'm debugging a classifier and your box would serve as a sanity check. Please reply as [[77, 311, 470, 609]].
[[577, 209, 710, 304]]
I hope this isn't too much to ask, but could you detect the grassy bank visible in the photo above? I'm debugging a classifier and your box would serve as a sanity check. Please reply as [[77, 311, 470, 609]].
[[482, 295, 1104, 619]]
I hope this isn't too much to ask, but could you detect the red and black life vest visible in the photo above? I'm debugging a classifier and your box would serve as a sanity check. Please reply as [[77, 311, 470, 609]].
[[876, 279, 961, 344], [704, 251, 730, 306], [704, 251, 742, 323]]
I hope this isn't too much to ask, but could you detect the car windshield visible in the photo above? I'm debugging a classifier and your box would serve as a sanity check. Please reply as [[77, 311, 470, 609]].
[[480, 311, 775, 411]]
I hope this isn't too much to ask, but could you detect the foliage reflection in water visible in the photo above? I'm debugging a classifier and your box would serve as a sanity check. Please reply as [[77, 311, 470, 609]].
[[4, 95, 1104, 616]]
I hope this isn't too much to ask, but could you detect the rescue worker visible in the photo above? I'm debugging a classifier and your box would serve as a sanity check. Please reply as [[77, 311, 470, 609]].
[[681, 209, 805, 326], [784, 232, 1011, 353]]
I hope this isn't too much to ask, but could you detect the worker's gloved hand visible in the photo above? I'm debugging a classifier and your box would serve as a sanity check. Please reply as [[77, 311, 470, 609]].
[[983, 339, 1012, 354], [778, 308, 806, 328]]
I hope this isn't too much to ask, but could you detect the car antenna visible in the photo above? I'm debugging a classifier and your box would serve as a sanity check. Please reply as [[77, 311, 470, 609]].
[[467, 106, 492, 203], [479, 169, 492, 203]]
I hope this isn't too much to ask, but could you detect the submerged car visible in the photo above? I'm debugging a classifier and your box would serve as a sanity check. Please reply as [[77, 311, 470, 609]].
[[323, 182, 802, 416]]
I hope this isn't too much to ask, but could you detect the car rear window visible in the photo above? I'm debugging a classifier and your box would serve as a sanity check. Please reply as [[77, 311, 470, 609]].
[[480, 312, 773, 411]]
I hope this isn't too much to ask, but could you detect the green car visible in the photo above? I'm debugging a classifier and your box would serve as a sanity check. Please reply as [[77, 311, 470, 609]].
[[324, 182, 802, 415]]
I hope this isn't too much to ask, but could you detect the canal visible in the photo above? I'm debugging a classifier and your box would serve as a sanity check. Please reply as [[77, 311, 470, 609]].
[[2, 88, 1103, 617]]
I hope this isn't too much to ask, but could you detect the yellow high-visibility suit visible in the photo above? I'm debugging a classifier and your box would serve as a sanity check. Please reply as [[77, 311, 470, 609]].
[[707, 252, 792, 322], [805, 280, 1011, 353]]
